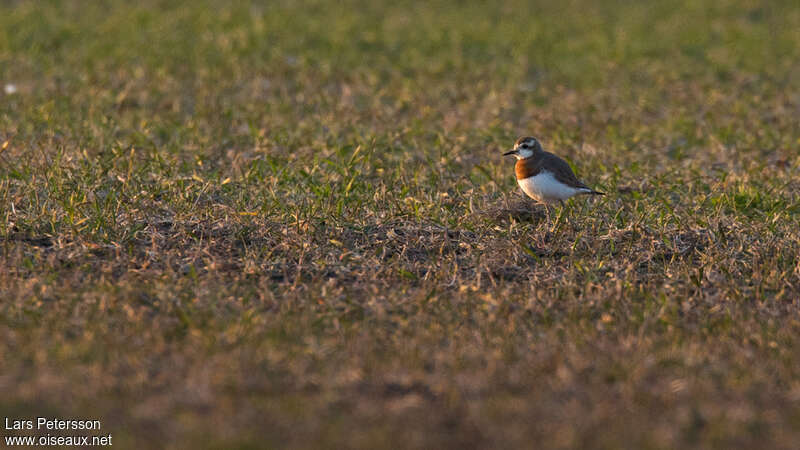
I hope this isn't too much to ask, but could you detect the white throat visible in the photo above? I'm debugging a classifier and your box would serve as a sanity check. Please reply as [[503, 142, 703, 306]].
[[515, 148, 534, 159]]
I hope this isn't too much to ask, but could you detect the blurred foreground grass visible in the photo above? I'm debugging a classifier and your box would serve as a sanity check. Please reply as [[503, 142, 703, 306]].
[[2, 0, 800, 448]]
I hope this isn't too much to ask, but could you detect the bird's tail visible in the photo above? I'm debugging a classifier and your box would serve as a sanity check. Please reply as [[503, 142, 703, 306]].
[[579, 189, 605, 196]]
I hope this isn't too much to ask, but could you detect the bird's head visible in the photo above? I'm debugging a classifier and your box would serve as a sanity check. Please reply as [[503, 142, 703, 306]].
[[503, 136, 542, 160]]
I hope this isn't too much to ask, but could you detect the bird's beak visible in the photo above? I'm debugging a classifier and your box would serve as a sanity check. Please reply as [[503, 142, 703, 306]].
[[503, 149, 518, 156]]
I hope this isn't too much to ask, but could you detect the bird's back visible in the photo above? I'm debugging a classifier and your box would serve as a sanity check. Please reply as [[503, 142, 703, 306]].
[[515, 151, 588, 190]]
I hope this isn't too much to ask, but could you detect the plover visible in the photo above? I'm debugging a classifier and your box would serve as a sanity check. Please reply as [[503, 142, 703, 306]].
[[504, 136, 604, 211]]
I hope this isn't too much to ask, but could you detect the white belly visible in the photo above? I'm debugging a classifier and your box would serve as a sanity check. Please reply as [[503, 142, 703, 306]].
[[517, 171, 583, 203]]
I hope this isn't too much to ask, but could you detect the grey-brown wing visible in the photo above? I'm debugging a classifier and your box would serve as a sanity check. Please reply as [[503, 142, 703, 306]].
[[542, 152, 590, 189]]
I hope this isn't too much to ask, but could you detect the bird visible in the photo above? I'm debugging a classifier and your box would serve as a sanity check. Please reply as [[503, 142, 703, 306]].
[[503, 136, 604, 218]]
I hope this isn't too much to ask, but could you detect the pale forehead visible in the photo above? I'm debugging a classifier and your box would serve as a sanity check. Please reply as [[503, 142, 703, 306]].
[[515, 137, 537, 146]]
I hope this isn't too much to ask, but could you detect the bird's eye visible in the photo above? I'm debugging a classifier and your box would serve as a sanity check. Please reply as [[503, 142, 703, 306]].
[[521, 143, 529, 149]]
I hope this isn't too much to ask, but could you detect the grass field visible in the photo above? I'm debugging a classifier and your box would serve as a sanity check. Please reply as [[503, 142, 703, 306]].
[[2, 0, 800, 448]]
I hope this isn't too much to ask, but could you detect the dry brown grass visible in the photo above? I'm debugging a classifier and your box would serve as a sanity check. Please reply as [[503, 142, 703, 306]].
[[2, 0, 800, 448]]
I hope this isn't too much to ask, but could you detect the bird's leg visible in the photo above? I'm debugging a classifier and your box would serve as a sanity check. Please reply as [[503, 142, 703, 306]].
[[558, 199, 567, 229], [547, 203, 561, 233], [544, 203, 554, 231]]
